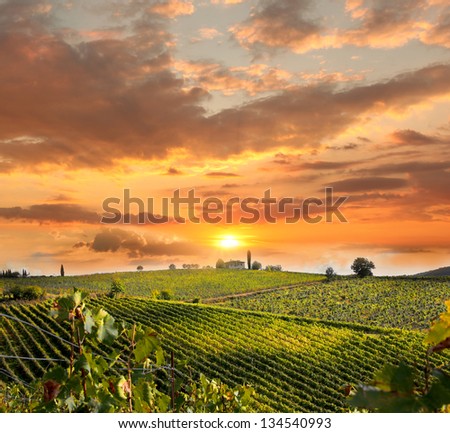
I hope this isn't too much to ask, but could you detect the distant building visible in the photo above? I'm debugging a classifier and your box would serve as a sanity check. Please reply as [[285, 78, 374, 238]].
[[224, 260, 246, 270]]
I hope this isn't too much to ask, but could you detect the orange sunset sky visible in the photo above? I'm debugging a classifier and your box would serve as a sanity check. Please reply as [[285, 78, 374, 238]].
[[0, 0, 449, 276]]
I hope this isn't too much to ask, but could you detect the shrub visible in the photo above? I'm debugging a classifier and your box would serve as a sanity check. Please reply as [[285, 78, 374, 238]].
[[251, 261, 262, 270], [158, 290, 173, 300], [108, 279, 125, 298], [4, 285, 45, 300], [265, 265, 282, 272]]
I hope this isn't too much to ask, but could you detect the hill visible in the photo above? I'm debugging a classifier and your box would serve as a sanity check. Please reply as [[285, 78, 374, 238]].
[[218, 277, 450, 330], [0, 269, 324, 300], [414, 266, 450, 277], [1, 297, 447, 412]]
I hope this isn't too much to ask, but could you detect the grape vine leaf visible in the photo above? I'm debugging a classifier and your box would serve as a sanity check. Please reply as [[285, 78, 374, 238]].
[[134, 329, 161, 363], [93, 309, 118, 345], [425, 300, 450, 346]]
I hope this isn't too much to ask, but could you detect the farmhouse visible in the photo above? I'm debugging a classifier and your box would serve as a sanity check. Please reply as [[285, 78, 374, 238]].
[[224, 260, 246, 270]]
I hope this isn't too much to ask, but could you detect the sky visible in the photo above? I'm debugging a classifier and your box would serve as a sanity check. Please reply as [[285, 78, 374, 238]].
[[0, 0, 449, 276]]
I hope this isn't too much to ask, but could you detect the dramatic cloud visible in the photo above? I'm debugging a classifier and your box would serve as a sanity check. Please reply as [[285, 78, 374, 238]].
[[231, 0, 450, 54], [389, 129, 450, 146], [342, 0, 450, 49], [0, 202, 175, 226], [0, 0, 449, 172], [364, 161, 450, 176], [204, 63, 450, 157], [411, 169, 450, 200], [231, 0, 328, 54], [173, 60, 294, 96], [0, 204, 100, 224], [166, 167, 184, 175], [85, 228, 200, 258], [328, 177, 409, 192], [340, 0, 430, 48], [0, 0, 449, 276]]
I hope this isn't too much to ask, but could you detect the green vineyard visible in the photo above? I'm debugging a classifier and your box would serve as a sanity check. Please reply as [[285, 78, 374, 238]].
[[219, 277, 450, 330], [1, 296, 448, 412], [0, 269, 324, 300]]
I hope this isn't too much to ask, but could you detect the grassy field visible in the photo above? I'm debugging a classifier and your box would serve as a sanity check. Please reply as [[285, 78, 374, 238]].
[[1, 297, 447, 412], [218, 277, 450, 330], [0, 269, 324, 300]]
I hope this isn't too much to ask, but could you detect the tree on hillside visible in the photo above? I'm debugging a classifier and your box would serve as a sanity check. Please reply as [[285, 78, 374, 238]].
[[247, 250, 252, 270], [251, 261, 262, 270], [60, 264, 65, 277], [137, 265, 144, 271], [216, 259, 225, 269], [109, 279, 125, 298], [169, 264, 176, 270], [325, 267, 336, 281], [351, 257, 375, 278]]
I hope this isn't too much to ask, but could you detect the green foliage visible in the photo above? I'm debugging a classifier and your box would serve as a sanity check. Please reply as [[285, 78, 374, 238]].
[[182, 264, 199, 269], [215, 259, 225, 269], [35, 290, 160, 412], [351, 257, 375, 278], [2, 296, 445, 412], [0, 270, 21, 279], [158, 290, 173, 301], [109, 279, 125, 299], [349, 301, 450, 412], [179, 374, 255, 413], [251, 261, 262, 270], [220, 277, 450, 330], [3, 285, 45, 300], [325, 267, 336, 281], [0, 290, 255, 413], [3, 269, 324, 300], [265, 265, 282, 272], [425, 300, 450, 347]]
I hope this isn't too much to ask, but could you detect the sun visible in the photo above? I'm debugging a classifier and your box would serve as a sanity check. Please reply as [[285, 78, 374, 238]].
[[218, 235, 240, 249]]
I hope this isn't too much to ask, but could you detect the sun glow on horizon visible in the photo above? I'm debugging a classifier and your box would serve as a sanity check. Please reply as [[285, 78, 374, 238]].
[[218, 235, 240, 249]]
